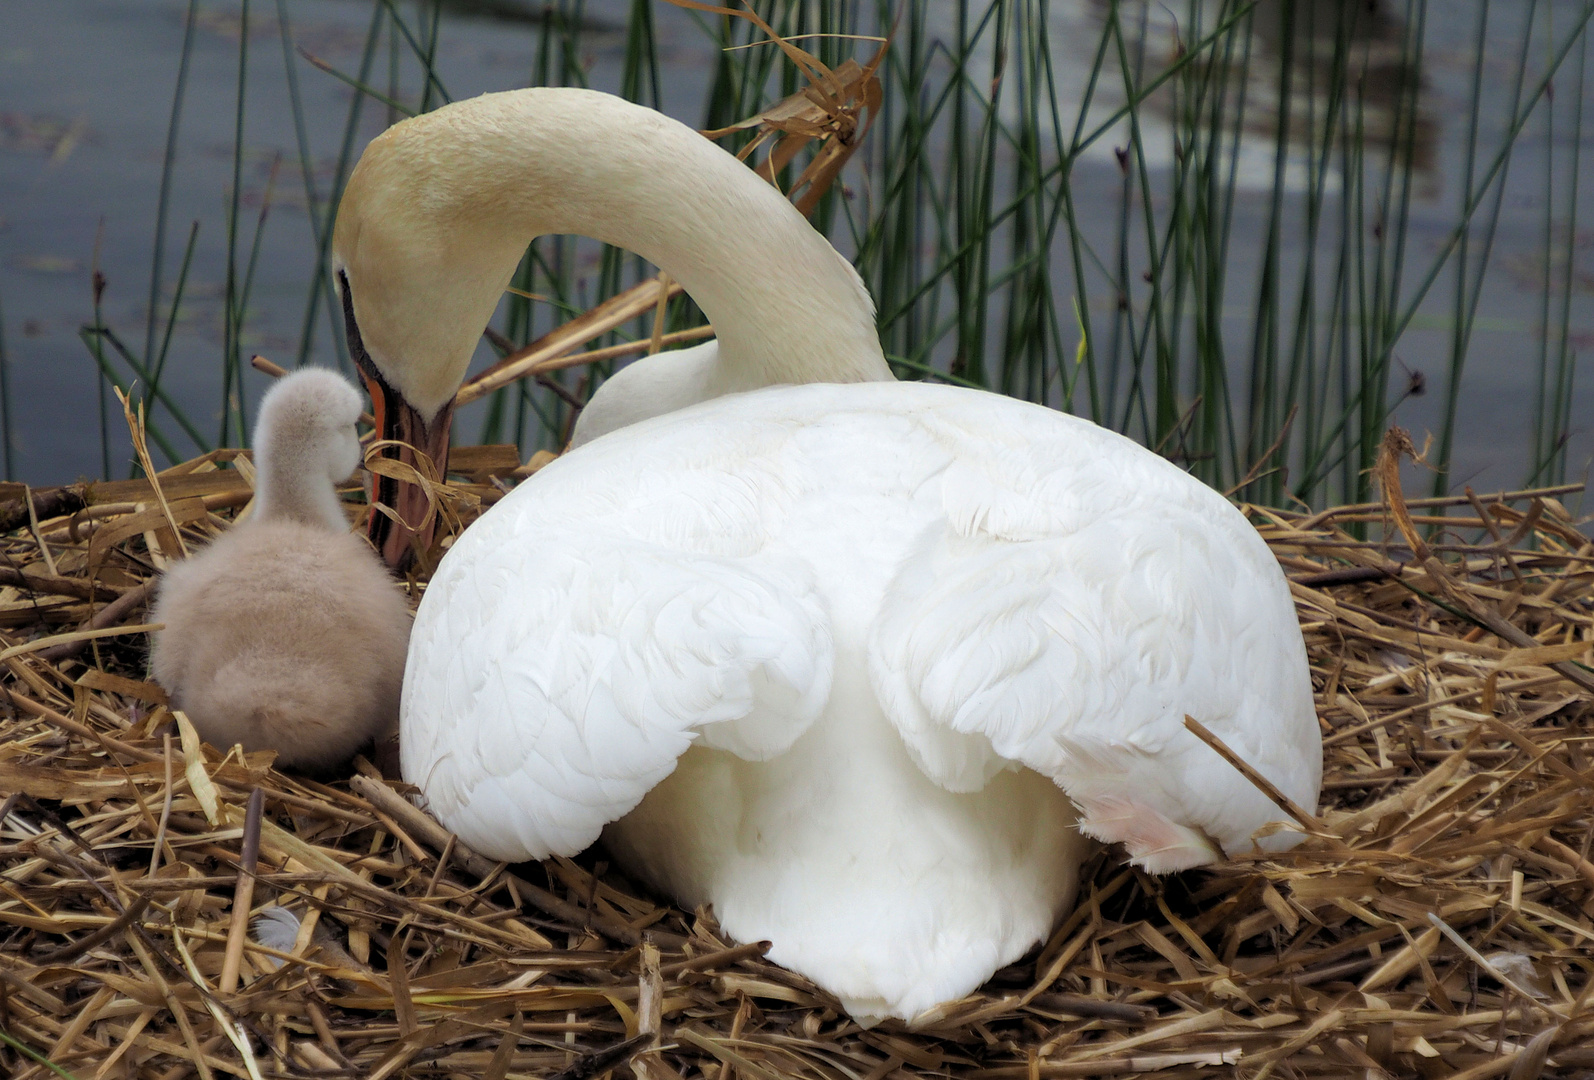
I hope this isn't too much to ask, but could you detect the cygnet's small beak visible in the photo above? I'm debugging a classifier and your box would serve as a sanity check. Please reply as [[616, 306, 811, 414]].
[[339, 271, 453, 572]]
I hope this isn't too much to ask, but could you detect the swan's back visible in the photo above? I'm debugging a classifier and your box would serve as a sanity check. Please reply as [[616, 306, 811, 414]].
[[403, 380, 1319, 1019]]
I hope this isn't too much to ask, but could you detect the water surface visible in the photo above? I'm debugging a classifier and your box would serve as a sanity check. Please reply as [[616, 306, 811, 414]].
[[1, 0, 1590, 502]]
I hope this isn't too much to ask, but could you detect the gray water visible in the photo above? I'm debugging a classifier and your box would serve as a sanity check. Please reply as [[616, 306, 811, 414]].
[[1, 0, 1591, 500], [1, 0, 719, 484]]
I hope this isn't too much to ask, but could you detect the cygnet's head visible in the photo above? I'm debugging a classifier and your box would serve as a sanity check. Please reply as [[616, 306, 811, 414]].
[[252, 369, 365, 533]]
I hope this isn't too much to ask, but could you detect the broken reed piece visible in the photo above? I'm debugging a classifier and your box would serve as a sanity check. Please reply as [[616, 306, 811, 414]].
[[648, 274, 673, 356], [387, 922, 420, 1039], [518, 326, 716, 375], [33, 894, 152, 966], [658, 939, 770, 978], [633, 939, 667, 1080], [0, 615, 162, 664], [150, 733, 175, 876], [1425, 912, 1553, 1009], [1026, 992, 1157, 1024], [687, 2, 884, 216], [219, 786, 265, 994], [1287, 564, 1398, 588], [482, 1010, 523, 1080], [346, 773, 681, 948], [36, 581, 156, 664], [0, 482, 91, 535], [0, 564, 126, 601], [1376, 426, 1594, 696], [115, 387, 188, 561], [545, 1033, 654, 1080], [453, 276, 688, 408], [1182, 715, 1321, 832]]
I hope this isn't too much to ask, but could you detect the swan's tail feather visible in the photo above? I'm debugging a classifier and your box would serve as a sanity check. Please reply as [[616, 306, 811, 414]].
[[1073, 792, 1221, 873]]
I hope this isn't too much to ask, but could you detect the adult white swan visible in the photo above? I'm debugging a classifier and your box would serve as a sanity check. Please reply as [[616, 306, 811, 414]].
[[333, 88, 1321, 1023]]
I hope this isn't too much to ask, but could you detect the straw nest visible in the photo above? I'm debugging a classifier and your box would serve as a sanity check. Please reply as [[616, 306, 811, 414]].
[[0, 436, 1591, 1080]]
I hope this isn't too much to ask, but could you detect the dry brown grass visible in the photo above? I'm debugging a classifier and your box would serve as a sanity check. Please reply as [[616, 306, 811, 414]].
[[0, 443, 1591, 1080]]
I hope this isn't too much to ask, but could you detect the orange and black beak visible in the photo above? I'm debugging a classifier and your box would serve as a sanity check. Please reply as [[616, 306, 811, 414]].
[[339, 272, 454, 572]]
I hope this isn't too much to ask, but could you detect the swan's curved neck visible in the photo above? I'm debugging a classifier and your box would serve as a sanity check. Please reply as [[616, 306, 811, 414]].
[[333, 88, 889, 422]]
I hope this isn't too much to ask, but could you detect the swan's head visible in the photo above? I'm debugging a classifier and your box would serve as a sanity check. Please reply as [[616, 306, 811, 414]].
[[252, 368, 364, 533], [333, 123, 524, 427], [332, 86, 889, 565], [331, 93, 568, 566]]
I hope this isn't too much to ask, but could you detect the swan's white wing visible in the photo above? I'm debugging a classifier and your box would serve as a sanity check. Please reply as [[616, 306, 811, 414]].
[[402, 436, 832, 864], [407, 380, 1317, 876], [869, 403, 1321, 871]]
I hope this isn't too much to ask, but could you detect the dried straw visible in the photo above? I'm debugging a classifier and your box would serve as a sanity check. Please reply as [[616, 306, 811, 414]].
[[0, 435, 1590, 1079]]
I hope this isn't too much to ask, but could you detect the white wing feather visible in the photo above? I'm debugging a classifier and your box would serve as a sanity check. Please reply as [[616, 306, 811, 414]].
[[869, 403, 1320, 869], [405, 381, 1319, 880], [401, 452, 832, 863]]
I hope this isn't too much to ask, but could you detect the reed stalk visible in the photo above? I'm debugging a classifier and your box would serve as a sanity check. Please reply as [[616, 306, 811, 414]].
[[64, 0, 1594, 509]]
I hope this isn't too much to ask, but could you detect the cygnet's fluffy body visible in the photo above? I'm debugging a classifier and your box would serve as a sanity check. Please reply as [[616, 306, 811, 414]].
[[150, 369, 411, 771]]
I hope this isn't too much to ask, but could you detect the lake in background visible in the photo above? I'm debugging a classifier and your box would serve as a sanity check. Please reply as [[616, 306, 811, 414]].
[[1, 0, 1591, 504]]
